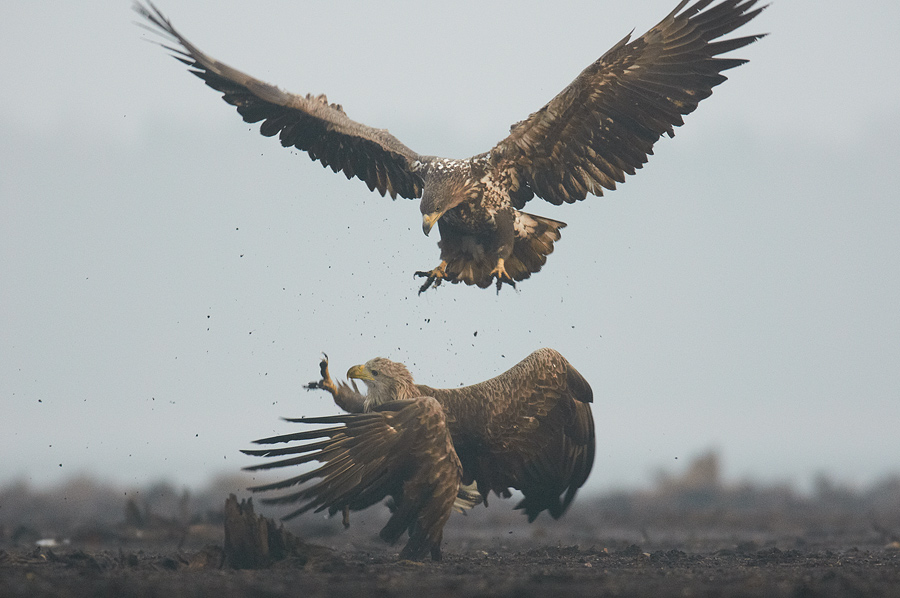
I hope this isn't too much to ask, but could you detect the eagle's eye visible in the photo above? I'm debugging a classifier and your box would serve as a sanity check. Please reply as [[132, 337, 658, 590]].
[[371, 369, 379, 377]]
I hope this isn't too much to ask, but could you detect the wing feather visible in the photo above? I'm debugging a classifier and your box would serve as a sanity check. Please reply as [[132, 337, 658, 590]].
[[491, 0, 766, 205], [242, 397, 462, 561], [420, 348, 595, 522], [134, 2, 425, 200]]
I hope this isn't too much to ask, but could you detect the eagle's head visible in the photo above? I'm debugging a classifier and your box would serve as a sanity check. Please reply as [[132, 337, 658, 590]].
[[347, 357, 418, 410], [420, 159, 478, 235]]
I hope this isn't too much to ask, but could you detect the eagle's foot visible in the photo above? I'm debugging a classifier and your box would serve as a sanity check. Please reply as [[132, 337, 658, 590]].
[[305, 353, 337, 396], [414, 261, 449, 294], [490, 259, 516, 293]]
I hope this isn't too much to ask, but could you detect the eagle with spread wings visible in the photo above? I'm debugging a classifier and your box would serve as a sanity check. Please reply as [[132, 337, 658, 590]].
[[241, 348, 595, 561], [135, 0, 765, 292]]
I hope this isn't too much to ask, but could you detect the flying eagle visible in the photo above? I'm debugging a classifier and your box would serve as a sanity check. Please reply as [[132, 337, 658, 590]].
[[241, 348, 595, 561], [135, 1, 765, 292]]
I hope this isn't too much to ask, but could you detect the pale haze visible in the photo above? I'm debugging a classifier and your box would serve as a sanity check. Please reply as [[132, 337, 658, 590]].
[[2, 1, 899, 495]]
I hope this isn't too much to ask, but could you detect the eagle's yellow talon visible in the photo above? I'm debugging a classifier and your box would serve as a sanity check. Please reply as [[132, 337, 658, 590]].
[[415, 261, 449, 294], [490, 259, 516, 292]]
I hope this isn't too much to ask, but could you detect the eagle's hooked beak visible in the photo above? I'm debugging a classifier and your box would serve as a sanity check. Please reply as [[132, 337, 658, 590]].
[[347, 364, 373, 381], [422, 212, 442, 236]]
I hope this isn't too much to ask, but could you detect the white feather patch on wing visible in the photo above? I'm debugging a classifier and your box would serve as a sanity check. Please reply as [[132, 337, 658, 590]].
[[514, 212, 540, 238]]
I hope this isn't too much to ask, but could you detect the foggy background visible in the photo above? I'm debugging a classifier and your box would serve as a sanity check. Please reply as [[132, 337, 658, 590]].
[[2, 0, 898, 497]]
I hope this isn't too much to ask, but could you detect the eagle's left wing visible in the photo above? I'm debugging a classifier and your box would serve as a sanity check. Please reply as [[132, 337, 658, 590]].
[[242, 397, 461, 561], [490, 0, 766, 207], [135, 3, 425, 200], [427, 348, 595, 522]]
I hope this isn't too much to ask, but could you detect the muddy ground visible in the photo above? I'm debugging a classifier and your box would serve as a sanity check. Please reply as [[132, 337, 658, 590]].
[[3, 511, 899, 598], [2, 458, 899, 597]]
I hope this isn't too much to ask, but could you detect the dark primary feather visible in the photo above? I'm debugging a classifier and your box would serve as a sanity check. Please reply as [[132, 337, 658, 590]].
[[492, 0, 767, 206], [133, 1, 425, 200]]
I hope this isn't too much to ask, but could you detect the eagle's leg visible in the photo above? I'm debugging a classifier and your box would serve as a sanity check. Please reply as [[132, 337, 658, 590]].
[[304, 354, 337, 395], [430, 530, 443, 562], [490, 258, 516, 292], [414, 261, 449, 294], [305, 355, 367, 413], [489, 212, 517, 292]]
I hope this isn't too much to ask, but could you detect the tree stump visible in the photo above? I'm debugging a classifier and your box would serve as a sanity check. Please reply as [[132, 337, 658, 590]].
[[223, 494, 327, 569]]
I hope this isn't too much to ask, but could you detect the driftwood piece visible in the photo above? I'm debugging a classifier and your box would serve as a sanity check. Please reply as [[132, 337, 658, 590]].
[[223, 494, 331, 569]]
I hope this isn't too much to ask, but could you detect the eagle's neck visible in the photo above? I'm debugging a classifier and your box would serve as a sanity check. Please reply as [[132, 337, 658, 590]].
[[363, 374, 419, 411]]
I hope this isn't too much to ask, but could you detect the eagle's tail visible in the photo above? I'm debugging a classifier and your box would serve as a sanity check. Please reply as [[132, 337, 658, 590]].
[[505, 211, 566, 282], [437, 211, 565, 289]]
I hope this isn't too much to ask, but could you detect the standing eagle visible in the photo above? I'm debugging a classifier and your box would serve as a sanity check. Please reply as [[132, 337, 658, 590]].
[[241, 348, 595, 561], [135, 1, 765, 291]]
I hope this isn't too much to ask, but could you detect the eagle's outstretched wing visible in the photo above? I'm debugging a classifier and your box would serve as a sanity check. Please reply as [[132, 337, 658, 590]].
[[242, 397, 462, 561], [134, 2, 426, 200], [491, 0, 766, 207], [421, 348, 595, 522]]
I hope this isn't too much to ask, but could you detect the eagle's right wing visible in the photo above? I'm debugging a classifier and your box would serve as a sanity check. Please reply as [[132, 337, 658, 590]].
[[491, 0, 765, 207], [242, 397, 461, 561], [135, 3, 426, 200]]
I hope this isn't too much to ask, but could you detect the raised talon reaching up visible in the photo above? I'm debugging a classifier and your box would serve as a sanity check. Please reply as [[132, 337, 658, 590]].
[[305, 353, 338, 396], [301, 355, 368, 413]]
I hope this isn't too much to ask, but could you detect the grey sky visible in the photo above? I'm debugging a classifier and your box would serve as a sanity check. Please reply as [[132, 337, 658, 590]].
[[2, 0, 899, 494]]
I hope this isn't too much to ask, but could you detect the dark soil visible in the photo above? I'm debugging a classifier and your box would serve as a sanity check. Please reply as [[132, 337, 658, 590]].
[[3, 497, 900, 598], [2, 533, 899, 598], [3, 457, 899, 597]]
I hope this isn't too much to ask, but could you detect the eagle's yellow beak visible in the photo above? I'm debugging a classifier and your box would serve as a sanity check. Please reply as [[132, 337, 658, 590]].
[[422, 212, 441, 236], [347, 364, 373, 381]]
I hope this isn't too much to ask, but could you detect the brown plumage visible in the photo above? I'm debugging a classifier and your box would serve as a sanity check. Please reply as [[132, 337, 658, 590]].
[[135, 1, 765, 292], [242, 348, 595, 561]]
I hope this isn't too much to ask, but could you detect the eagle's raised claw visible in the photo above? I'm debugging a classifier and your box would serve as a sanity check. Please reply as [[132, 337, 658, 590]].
[[305, 353, 337, 395]]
